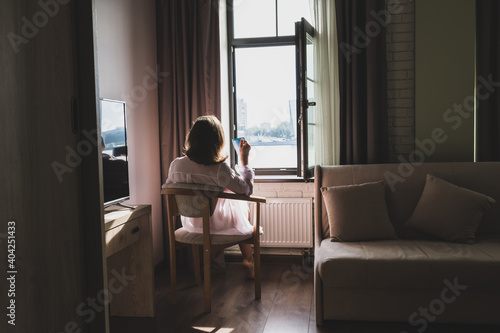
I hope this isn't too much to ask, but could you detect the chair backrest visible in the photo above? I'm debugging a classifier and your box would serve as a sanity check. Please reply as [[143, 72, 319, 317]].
[[162, 183, 223, 217]]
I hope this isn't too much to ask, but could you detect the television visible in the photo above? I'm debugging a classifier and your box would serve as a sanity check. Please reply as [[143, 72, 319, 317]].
[[100, 98, 130, 207]]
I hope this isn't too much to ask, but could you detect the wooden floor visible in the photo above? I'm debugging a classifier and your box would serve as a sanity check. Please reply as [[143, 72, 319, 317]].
[[109, 260, 499, 333]]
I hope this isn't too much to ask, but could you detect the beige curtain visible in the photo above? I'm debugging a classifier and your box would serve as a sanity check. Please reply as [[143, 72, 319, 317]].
[[311, 0, 341, 166]]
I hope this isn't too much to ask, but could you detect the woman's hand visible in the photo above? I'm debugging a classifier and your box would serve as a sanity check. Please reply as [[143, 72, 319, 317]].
[[239, 139, 251, 166]]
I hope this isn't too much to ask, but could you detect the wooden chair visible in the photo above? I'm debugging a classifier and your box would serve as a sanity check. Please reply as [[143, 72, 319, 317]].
[[161, 183, 266, 313]]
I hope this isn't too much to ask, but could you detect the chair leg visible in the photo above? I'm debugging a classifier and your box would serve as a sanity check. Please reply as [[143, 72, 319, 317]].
[[169, 241, 177, 304], [166, 196, 178, 305], [254, 238, 261, 300], [192, 245, 201, 285], [203, 243, 211, 312], [254, 203, 261, 300], [202, 205, 212, 312]]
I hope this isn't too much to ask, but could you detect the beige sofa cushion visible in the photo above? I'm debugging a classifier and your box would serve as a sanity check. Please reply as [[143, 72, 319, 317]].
[[316, 163, 500, 241], [321, 182, 397, 242], [406, 174, 496, 244], [316, 237, 500, 291]]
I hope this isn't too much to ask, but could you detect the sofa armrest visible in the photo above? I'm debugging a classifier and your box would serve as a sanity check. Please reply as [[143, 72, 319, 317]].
[[314, 166, 326, 326], [314, 165, 326, 248]]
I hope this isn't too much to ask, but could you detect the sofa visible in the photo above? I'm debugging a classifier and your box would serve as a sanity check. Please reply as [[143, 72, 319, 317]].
[[314, 162, 500, 326]]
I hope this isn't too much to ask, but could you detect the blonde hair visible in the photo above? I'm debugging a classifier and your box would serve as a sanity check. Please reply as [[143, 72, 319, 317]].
[[185, 115, 227, 165]]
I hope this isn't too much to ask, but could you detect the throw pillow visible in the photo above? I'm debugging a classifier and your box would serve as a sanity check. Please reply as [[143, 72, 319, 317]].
[[405, 174, 496, 244], [321, 181, 397, 242]]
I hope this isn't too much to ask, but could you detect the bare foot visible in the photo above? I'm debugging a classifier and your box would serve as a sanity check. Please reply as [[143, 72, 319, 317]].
[[242, 257, 254, 279]]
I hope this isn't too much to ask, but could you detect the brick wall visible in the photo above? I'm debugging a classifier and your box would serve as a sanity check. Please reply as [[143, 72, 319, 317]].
[[253, 182, 314, 199], [386, 0, 415, 162]]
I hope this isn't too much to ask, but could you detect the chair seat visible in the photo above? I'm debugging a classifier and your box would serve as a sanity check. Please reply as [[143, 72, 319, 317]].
[[175, 227, 254, 245]]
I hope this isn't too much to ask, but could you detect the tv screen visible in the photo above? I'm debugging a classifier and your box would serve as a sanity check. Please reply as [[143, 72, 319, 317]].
[[100, 98, 130, 207]]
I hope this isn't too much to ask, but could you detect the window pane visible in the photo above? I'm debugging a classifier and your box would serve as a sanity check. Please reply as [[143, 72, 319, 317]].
[[307, 102, 315, 168], [101, 100, 127, 161], [234, 46, 297, 169], [306, 31, 315, 168], [277, 0, 312, 36], [307, 33, 314, 77], [233, 0, 276, 38]]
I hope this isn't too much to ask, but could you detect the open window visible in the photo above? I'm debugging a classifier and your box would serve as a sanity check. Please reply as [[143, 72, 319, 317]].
[[227, 0, 316, 180], [296, 17, 315, 179]]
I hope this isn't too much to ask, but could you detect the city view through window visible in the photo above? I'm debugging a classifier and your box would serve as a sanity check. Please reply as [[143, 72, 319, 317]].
[[231, 0, 312, 171], [235, 46, 297, 169]]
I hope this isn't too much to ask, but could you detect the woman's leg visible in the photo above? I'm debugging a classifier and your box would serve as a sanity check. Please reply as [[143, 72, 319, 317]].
[[239, 243, 253, 261], [239, 243, 254, 279], [239, 203, 254, 278]]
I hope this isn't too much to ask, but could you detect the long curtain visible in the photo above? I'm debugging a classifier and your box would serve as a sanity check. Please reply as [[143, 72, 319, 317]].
[[157, 0, 221, 181], [312, 0, 341, 166], [335, 0, 389, 164], [157, 0, 221, 264], [476, 0, 500, 161]]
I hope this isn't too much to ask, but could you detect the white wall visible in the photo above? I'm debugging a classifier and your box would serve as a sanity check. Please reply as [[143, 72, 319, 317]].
[[96, 0, 164, 265]]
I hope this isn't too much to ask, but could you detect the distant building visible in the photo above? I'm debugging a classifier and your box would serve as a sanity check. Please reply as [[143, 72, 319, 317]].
[[237, 98, 247, 136]]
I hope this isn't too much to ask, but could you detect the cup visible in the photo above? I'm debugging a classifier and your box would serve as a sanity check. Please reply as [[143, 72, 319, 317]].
[[232, 137, 245, 152]]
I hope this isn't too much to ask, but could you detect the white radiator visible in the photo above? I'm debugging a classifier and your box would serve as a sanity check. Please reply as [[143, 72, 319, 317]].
[[254, 198, 313, 248]]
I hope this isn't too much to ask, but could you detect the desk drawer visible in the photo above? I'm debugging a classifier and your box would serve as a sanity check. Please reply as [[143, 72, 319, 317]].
[[105, 217, 143, 257]]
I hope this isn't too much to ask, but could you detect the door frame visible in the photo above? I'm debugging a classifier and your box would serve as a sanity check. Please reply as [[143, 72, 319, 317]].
[[75, 0, 108, 332]]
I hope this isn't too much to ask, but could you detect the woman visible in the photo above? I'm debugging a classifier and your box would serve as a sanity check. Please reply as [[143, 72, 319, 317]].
[[165, 115, 255, 277]]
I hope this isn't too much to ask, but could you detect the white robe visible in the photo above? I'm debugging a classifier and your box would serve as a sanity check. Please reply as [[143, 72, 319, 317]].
[[165, 156, 254, 235]]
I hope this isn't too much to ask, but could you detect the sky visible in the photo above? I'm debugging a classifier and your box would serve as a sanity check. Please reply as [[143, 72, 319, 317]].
[[235, 46, 296, 128], [232, 0, 312, 128]]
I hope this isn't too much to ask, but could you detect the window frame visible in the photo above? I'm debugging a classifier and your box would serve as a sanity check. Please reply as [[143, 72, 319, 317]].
[[296, 17, 316, 179], [227, 0, 302, 176]]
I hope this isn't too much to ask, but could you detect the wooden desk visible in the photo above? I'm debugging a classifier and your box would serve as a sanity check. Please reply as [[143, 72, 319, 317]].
[[104, 204, 155, 317]]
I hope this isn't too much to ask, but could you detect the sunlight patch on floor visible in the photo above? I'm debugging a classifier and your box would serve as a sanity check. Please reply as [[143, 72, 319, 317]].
[[192, 326, 234, 333]]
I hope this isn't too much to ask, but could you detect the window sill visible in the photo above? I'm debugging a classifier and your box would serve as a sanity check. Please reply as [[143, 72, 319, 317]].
[[255, 175, 314, 183]]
